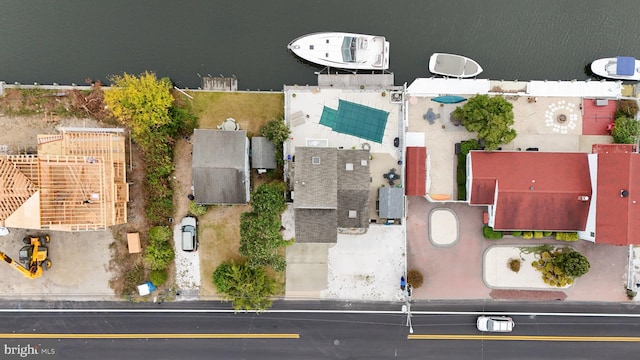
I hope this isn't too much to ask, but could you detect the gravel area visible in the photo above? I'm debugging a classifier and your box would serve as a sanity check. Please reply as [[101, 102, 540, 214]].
[[173, 222, 201, 299], [322, 225, 406, 301]]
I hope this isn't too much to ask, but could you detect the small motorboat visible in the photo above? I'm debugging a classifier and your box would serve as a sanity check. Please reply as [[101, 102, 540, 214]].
[[429, 53, 483, 78], [590, 56, 640, 81]]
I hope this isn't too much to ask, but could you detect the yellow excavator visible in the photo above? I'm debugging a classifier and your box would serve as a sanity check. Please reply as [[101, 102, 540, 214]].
[[0, 235, 51, 279]]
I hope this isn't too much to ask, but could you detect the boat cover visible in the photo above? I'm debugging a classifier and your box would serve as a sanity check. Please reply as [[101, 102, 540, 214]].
[[616, 56, 635, 76]]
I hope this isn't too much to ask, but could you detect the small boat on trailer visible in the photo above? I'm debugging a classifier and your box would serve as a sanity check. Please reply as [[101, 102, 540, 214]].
[[429, 53, 483, 78], [287, 32, 390, 71], [590, 56, 640, 81]]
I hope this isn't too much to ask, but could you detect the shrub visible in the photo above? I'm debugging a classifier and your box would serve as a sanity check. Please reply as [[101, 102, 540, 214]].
[[123, 263, 145, 296], [150, 269, 168, 287], [483, 225, 503, 240], [144, 226, 175, 270], [543, 231, 553, 237], [189, 201, 208, 217], [616, 99, 639, 118], [511, 230, 522, 237], [533, 231, 544, 239], [612, 116, 640, 144], [508, 258, 521, 272], [407, 269, 424, 289], [555, 232, 579, 241], [531, 247, 590, 287], [522, 231, 533, 239], [555, 250, 590, 278], [213, 262, 232, 293]]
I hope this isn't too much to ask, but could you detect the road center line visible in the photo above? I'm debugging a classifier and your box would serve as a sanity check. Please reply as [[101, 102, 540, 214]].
[[409, 334, 640, 342], [0, 333, 300, 339]]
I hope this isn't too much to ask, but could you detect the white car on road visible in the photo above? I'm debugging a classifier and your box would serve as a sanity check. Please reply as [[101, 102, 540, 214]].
[[476, 316, 515, 332]]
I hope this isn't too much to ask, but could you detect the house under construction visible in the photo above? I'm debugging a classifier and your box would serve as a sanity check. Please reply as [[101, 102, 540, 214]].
[[0, 128, 128, 231]]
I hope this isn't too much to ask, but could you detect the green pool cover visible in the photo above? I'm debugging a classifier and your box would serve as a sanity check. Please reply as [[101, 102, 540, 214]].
[[319, 100, 389, 143]]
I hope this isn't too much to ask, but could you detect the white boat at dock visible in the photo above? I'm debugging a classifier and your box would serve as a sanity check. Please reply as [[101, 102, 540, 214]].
[[590, 56, 640, 81], [428, 53, 483, 78], [287, 32, 390, 70]]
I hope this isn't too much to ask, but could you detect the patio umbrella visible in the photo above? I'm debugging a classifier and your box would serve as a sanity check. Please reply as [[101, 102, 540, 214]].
[[431, 95, 467, 104]]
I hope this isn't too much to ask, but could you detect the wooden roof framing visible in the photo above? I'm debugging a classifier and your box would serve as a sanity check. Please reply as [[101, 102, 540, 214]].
[[0, 129, 128, 231]]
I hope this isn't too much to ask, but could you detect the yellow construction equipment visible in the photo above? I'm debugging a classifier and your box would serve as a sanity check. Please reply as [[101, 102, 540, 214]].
[[0, 235, 51, 279]]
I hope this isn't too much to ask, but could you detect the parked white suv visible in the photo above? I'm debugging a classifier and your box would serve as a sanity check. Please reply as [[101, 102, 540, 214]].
[[181, 217, 198, 252], [476, 316, 514, 332]]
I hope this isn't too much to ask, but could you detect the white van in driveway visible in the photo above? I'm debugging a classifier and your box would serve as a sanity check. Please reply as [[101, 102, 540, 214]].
[[180, 217, 198, 252], [476, 316, 514, 332]]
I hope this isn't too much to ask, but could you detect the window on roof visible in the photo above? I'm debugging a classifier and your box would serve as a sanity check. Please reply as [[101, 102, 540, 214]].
[[312, 157, 320, 165], [348, 210, 357, 218], [346, 163, 353, 171]]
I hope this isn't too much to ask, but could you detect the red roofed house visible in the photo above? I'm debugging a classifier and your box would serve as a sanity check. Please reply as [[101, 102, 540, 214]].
[[467, 145, 640, 245], [586, 144, 640, 245]]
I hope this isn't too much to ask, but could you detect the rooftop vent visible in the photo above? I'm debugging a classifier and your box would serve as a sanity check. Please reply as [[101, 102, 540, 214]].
[[348, 210, 357, 218], [578, 195, 590, 201], [312, 157, 320, 165], [621, 189, 629, 198], [346, 163, 353, 171]]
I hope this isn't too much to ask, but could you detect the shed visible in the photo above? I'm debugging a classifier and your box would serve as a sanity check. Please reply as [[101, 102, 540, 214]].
[[379, 187, 404, 219], [251, 137, 277, 170]]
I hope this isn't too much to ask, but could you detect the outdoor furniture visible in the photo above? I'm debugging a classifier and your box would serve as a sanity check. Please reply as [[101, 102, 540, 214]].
[[424, 108, 437, 124], [384, 168, 400, 186], [127, 232, 141, 254]]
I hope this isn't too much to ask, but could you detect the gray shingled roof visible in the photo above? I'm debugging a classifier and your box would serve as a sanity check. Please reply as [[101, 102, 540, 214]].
[[295, 209, 338, 243], [251, 137, 277, 169], [192, 129, 249, 204], [378, 187, 404, 219], [294, 147, 370, 243], [294, 147, 338, 209]]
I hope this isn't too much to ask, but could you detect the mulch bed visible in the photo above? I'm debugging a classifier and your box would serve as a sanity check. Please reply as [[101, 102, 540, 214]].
[[490, 289, 567, 301]]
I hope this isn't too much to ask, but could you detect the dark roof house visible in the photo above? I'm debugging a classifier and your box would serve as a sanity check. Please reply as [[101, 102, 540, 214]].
[[294, 147, 370, 243], [192, 129, 249, 204]]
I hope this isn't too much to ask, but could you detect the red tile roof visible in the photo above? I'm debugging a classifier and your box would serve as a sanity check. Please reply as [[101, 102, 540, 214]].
[[469, 151, 592, 231], [406, 147, 426, 196], [593, 151, 640, 245]]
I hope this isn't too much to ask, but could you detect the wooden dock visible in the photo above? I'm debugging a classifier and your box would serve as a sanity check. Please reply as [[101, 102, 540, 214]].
[[201, 76, 237, 91]]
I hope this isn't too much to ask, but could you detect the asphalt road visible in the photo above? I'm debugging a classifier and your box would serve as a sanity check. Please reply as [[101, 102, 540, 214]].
[[0, 301, 638, 360]]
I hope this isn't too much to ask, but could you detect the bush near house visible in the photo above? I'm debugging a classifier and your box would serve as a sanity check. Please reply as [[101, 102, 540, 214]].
[[533, 231, 544, 239], [144, 226, 175, 271], [212, 260, 276, 312], [456, 139, 479, 200], [555, 232, 579, 241], [511, 231, 522, 237], [615, 99, 639, 119], [543, 231, 553, 237], [611, 116, 640, 144], [483, 225, 503, 240], [522, 231, 533, 239]]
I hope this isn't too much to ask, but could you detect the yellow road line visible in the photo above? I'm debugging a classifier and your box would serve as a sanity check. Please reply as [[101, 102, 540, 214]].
[[409, 334, 640, 342], [0, 333, 300, 339]]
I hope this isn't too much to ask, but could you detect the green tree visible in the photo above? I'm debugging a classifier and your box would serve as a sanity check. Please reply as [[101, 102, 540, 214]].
[[611, 116, 640, 144], [212, 260, 276, 312], [553, 250, 590, 278], [452, 94, 517, 151], [260, 119, 291, 147], [104, 71, 174, 141]]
